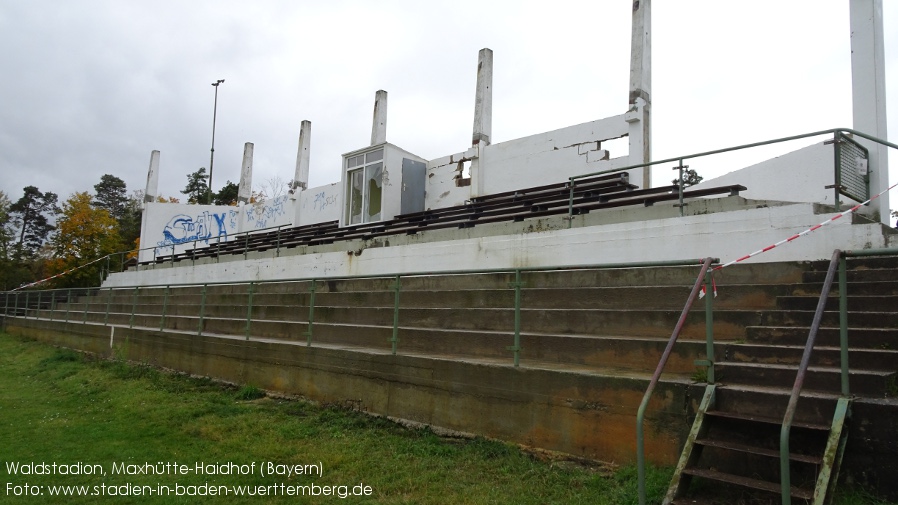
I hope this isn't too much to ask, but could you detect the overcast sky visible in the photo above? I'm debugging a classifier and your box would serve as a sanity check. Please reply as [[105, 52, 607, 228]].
[[1, 1, 896, 209]]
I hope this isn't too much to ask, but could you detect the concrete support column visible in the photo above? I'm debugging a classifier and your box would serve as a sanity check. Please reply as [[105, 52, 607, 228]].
[[627, 0, 651, 188], [143, 150, 160, 205], [293, 120, 311, 192], [238, 142, 254, 204], [472, 48, 493, 147], [371, 90, 387, 146], [850, 0, 889, 224]]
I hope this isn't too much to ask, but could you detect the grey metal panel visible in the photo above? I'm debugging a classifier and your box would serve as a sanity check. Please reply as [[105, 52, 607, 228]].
[[400, 158, 426, 214]]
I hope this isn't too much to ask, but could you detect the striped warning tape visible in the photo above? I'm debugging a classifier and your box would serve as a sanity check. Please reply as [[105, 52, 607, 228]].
[[714, 180, 898, 271], [12, 255, 109, 291]]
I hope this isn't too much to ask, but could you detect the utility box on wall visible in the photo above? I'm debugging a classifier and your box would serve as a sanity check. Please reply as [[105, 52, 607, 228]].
[[341, 143, 427, 226]]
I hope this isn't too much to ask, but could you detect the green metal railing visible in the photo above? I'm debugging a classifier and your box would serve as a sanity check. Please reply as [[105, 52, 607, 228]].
[[566, 127, 896, 225], [636, 257, 717, 505], [1, 258, 712, 369], [779, 247, 898, 505]]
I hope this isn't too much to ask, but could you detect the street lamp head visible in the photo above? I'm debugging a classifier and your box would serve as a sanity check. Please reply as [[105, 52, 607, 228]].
[[211, 79, 225, 86]]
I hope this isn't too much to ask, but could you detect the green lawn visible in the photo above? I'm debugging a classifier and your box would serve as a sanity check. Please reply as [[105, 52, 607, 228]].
[[0, 332, 670, 504], [0, 331, 890, 504]]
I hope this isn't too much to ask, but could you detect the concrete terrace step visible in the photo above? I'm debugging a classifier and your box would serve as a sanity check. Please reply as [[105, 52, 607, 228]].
[[21, 312, 714, 375], [776, 294, 898, 312], [680, 468, 813, 502], [803, 267, 898, 283], [699, 384, 839, 426], [715, 361, 895, 397], [723, 342, 898, 371], [745, 325, 897, 349]]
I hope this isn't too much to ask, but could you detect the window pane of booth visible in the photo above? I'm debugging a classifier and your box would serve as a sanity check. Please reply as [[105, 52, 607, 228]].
[[347, 169, 363, 224], [365, 162, 383, 221]]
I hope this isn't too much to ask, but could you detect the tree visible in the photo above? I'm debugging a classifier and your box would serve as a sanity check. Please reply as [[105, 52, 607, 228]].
[[93, 174, 128, 221], [9, 186, 58, 258], [672, 168, 703, 188], [0, 190, 12, 260], [182, 167, 212, 204], [47, 192, 120, 288], [117, 191, 144, 251], [213, 180, 239, 206]]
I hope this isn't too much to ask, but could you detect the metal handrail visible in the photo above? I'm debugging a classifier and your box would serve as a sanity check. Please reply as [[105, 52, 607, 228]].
[[1, 258, 713, 369], [779, 250, 841, 505], [566, 127, 898, 225], [636, 257, 716, 505]]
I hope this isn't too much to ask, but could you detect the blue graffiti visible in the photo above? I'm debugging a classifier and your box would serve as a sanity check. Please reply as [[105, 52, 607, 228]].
[[313, 191, 337, 211], [245, 195, 288, 229], [158, 211, 229, 248]]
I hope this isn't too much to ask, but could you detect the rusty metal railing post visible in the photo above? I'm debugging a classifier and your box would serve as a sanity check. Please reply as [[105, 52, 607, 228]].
[[704, 269, 715, 384], [637, 257, 714, 505], [197, 284, 208, 336], [129, 286, 138, 328], [838, 253, 849, 396], [508, 269, 525, 367], [567, 179, 576, 229], [104, 287, 112, 325], [390, 275, 401, 354], [779, 249, 841, 505], [304, 280, 316, 346], [160, 285, 170, 331], [244, 282, 255, 340]]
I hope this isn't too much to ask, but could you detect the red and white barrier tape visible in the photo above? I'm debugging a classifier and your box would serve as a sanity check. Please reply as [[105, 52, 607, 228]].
[[714, 181, 898, 272], [12, 255, 109, 291]]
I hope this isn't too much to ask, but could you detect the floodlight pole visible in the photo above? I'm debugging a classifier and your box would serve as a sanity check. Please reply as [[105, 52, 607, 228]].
[[208, 79, 225, 203]]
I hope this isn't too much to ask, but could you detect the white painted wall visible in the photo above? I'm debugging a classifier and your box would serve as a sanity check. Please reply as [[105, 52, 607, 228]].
[[241, 194, 294, 231], [691, 142, 860, 207], [478, 114, 639, 195], [138, 202, 241, 263], [116, 200, 891, 288], [296, 182, 341, 226]]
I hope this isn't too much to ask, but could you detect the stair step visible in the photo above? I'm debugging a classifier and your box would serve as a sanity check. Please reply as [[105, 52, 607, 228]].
[[716, 361, 895, 396], [682, 467, 813, 500], [745, 325, 896, 349], [695, 437, 823, 465], [705, 410, 830, 432]]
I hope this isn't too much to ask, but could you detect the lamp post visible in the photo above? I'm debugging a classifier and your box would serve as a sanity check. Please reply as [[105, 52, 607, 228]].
[[208, 79, 225, 203]]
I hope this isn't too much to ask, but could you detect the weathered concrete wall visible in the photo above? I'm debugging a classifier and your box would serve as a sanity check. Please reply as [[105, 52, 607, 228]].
[[114, 199, 892, 288], [6, 318, 691, 466], [478, 115, 639, 194], [242, 194, 293, 231], [692, 142, 853, 207], [138, 202, 241, 263], [296, 182, 341, 226]]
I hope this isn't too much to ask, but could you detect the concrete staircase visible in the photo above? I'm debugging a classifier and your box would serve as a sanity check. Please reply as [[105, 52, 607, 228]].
[[4, 255, 898, 501], [666, 255, 898, 504]]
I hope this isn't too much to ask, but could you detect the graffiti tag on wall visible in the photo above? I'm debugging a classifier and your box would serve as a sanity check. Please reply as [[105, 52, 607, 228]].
[[312, 191, 337, 211], [245, 195, 288, 229], [156, 211, 229, 255]]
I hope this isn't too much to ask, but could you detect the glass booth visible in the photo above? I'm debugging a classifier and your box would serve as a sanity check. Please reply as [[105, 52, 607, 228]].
[[342, 143, 427, 226]]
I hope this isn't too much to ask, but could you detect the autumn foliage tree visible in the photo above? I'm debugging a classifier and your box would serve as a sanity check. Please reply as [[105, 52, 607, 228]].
[[47, 192, 120, 288]]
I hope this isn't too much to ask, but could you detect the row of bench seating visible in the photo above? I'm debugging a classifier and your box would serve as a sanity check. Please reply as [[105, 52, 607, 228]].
[[144, 171, 745, 265]]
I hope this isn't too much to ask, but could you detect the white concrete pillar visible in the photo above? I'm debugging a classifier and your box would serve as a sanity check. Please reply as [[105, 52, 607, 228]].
[[472, 48, 493, 146], [238, 142, 254, 204], [850, 0, 889, 224], [293, 120, 311, 192], [627, 0, 651, 188], [143, 150, 160, 205], [371, 90, 387, 146]]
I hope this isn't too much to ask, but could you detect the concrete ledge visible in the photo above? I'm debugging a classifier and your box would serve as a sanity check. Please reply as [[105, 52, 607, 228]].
[[6, 316, 692, 465]]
